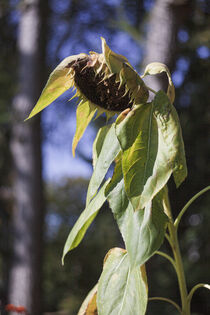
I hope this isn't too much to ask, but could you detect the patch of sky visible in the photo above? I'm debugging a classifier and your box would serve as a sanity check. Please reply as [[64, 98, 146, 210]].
[[111, 32, 142, 67], [8, 0, 20, 25], [50, 0, 70, 14], [45, 213, 63, 239], [42, 93, 94, 182], [179, 93, 191, 108], [144, 0, 155, 11], [178, 29, 189, 43], [172, 70, 184, 87], [172, 57, 190, 88], [197, 46, 210, 59], [104, 0, 122, 5]]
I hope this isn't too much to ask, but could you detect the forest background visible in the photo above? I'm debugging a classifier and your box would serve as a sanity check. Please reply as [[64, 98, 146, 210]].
[[0, 0, 209, 314]]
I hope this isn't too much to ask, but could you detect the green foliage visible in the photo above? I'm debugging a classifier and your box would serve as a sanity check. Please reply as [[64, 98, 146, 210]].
[[28, 38, 210, 315], [97, 248, 148, 315]]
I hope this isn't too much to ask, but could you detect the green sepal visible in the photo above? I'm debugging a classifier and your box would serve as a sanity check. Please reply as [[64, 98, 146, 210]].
[[101, 37, 128, 73]]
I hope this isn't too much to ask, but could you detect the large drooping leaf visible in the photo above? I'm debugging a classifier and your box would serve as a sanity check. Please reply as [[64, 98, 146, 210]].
[[72, 101, 97, 156], [97, 248, 148, 315], [86, 124, 121, 205], [62, 180, 109, 264], [78, 284, 98, 315], [26, 54, 87, 120], [106, 161, 167, 267], [153, 91, 187, 187], [142, 62, 175, 103], [115, 103, 173, 211]]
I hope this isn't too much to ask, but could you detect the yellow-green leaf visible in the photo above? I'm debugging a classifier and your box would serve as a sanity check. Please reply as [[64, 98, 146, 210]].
[[72, 101, 97, 156], [26, 53, 87, 120]]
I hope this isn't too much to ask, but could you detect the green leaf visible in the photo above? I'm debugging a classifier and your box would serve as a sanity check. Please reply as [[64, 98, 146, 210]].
[[86, 123, 121, 205], [153, 91, 187, 187], [26, 53, 88, 120], [97, 248, 148, 315], [72, 101, 97, 156], [62, 180, 109, 264], [106, 161, 167, 267], [125, 190, 168, 267], [142, 62, 175, 103], [78, 284, 98, 315], [116, 103, 173, 210]]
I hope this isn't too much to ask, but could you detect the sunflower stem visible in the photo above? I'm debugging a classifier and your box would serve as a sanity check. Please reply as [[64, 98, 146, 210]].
[[163, 187, 190, 315]]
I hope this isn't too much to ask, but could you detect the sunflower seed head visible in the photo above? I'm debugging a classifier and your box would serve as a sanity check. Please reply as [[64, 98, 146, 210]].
[[66, 38, 149, 113]]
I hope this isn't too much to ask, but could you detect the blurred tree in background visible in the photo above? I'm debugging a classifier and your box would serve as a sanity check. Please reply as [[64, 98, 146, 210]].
[[0, 0, 209, 314]]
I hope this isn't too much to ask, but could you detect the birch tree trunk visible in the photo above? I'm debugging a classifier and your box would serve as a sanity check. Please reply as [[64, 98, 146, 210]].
[[8, 0, 48, 313]]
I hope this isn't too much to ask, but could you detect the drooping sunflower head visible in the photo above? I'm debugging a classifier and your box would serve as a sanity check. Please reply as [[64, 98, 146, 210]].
[[26, 37, 149, 154], [65, 38, 149, 115]]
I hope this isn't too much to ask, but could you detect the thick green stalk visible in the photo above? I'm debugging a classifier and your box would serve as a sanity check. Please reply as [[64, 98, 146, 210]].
[[163, 188, 190, 315]]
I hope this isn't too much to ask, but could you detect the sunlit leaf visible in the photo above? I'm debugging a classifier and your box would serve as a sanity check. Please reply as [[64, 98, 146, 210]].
[[142, 62, 175, 103], [78, 284, 98, 315], [62, 180, 110, 264], [153, 91, 187, 187], [97, 248, 148, 315], [72, 101, 97, 156], [26, 54, 87, 120], [115, 103, 173, 210], [86, 124, 121, 205]]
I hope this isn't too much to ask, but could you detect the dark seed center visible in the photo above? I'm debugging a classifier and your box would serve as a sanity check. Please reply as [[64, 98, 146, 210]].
[[69, 57, 133, 112]]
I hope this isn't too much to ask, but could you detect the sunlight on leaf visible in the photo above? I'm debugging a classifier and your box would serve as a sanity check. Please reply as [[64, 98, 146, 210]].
[[116, 103, 172, 210]]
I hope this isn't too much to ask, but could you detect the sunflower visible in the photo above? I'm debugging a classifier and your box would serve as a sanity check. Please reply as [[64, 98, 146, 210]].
[[26, 37, 149, 154]]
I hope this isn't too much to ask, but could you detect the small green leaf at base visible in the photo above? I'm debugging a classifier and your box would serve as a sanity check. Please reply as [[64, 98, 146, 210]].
[[97, 248, 148, 315]]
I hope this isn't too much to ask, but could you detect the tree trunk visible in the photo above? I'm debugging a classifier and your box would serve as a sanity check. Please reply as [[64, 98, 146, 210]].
[[142, 0, 191, 92], [8, 0, 48, 314]]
